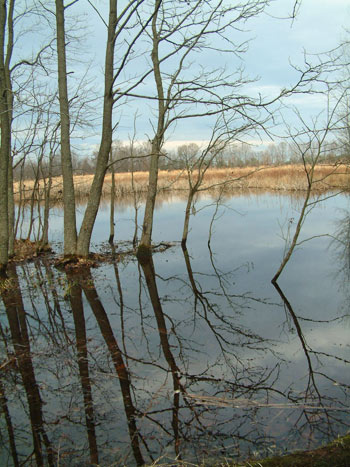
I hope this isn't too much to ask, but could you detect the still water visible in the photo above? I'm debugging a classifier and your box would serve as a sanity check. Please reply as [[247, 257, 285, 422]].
[[1, 191, 350, 465]]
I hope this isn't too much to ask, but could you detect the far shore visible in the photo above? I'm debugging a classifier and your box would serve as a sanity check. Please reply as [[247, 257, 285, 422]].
[[13, 164, 350, 202]]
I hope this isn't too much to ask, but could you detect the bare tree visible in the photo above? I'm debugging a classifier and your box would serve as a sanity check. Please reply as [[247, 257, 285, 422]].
[[0, 0, 11, 274], [55, 0, 78, 256], [136, 0, 320, 257], [53, 0, 152, 258], [0, 0, 56, 272], [272, 89, 348, 282]]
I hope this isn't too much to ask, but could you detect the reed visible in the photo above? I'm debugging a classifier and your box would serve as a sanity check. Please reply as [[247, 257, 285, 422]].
[[13, 164, 350, 202]]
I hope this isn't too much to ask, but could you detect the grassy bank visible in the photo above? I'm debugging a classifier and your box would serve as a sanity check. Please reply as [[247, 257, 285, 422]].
[[247, 435, 350, 467], [148, 435, 350, 466], [13, 164, 350, 202]]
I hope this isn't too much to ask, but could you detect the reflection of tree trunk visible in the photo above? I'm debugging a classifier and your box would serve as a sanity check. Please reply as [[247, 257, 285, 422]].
[[111, 244, 128, 358], [182, 243, 199, 296], [272, 280, 321, 402], [0, 377, 19, 466], [66, 272, 99, 465], [0, 264, 53, 466], [272, 188, 311, 283], [42, 259, 69, 341], [138, 255, 181, 456], [79, 269, 144, 466]]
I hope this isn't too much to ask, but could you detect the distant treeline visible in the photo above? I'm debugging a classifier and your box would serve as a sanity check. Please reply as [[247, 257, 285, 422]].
[[14, 140, 347, 181]]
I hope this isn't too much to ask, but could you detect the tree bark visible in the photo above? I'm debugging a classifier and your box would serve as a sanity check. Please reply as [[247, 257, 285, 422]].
[[108, 150, 115, 244], [76, 0, 115, 257], [5, 0, 14, 258], [0, 0, 10, 273], [181, 189, 194, 247], [41, 146, 54, 248], [55, 0, 77, 256], [138, 0, 164, 254]]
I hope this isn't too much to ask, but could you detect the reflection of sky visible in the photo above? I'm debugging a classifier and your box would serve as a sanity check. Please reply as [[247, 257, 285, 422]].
[[9, 190, 350, 463], [89, 191, 350, 383]]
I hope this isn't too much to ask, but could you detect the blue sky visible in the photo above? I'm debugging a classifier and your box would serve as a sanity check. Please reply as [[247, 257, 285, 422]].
[[64, 0, 350, 153]]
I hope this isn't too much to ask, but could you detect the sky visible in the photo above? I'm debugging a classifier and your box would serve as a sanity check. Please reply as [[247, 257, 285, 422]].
[[135, 0, 348, 150], [18, 0, 350, 155]]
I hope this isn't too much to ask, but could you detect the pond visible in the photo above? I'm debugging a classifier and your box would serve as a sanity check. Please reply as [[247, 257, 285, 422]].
[[1, 190, 350, 466]]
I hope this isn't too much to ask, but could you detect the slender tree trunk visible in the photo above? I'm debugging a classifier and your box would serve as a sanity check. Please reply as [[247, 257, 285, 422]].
[[14, 160, 24, 239], [138, 0, 164, 255], [8, 159, 14, 256], [26, 163, 40, 241], [55, 0, 77, 256], [109, 151, 115, 244], [5, 1, 14, 258], [138, 140, 160, 251], [41, 149, 54, 248], [131, 153, 139, 247], [76, 0, 115, 257], [181, 189, 194, 247], [0, 0, 9, 273]]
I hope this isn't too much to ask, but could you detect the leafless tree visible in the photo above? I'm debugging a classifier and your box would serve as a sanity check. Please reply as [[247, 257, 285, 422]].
[[52, 0, 154, 258], [272, 89, 349, 282], [0, 0, 55, 272], [135, 0, 327, 258], [0, 0, 13, 273], [55, 0, 78, 256]]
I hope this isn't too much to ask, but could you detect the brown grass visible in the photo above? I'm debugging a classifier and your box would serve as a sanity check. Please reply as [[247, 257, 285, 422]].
[[13, 164, 350, 202]]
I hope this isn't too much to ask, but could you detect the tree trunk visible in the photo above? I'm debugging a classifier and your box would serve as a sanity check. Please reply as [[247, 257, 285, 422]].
[[8, 159, 14, 256], [131, 154, 139, 248], [76, 0, 115, 257], [55, 0, 77, 256], [40, 148, 53, 248], [181, 189, 194, 247], [138, 0, 164, 255], [108, 151, 115, 244], [5, 1, 14, 258], [0, 0, 9, 273], [138, 140, 160, 251]]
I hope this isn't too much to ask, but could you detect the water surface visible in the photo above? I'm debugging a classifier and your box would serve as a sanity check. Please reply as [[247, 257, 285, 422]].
[[1, 191, 350, 465]]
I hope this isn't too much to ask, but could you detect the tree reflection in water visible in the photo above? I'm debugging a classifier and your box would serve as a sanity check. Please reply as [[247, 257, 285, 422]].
[[0, 264, 54, 466], [0, 239, 349, 465]]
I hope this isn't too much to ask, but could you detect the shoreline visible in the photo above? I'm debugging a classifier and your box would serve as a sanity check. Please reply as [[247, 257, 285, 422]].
[[13, 164, 350, 202]]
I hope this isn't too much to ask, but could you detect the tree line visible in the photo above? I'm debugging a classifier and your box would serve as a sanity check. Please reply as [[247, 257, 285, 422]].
[[13, 139, 347, 182]]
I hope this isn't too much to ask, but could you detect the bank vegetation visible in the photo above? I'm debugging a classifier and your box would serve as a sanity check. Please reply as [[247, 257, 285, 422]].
[[12, 163, 350, 203]]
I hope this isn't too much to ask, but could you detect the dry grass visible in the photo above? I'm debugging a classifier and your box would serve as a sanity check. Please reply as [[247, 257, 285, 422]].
[[13, 164, 350, 202]]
